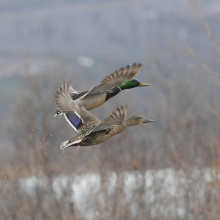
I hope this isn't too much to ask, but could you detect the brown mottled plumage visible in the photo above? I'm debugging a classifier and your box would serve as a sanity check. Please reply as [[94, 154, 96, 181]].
[[55, 82, 154, 150], [60, 121, 98, 150], [70, 112, 154, 147]]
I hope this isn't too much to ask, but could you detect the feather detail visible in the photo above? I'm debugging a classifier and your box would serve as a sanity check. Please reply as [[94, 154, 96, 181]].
[[55, 81, 101, 145], [103, 105, 127, 123], [64, 112, 83, 132], [92, 105, 128, 132], [64, 114, 78, 132], [71, 91, 89, 100], [87, 63, 143, 95], [101, 63, 142, 84], [68, 121, 98, 145]]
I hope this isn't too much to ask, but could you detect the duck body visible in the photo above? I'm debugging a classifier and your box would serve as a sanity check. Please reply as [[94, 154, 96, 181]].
[[55, 73, 153, 150], [75, 122, 125, 146], [68, 115, 155, 148], [55, 81, 154, 149], [55, 63, 150, 116], [75, 87, 121, 110]]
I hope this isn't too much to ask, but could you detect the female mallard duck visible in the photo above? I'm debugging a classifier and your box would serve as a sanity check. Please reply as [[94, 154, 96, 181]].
[[55, 63, 150, 116], [55, 82, 153, 150]]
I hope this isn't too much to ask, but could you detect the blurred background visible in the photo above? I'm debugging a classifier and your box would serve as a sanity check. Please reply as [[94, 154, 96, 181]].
[[1, 0, 220, 219]]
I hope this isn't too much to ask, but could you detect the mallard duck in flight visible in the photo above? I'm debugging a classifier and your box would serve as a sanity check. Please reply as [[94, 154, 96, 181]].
[[55, 63, 150, 116], [55, 82, 154, 150]]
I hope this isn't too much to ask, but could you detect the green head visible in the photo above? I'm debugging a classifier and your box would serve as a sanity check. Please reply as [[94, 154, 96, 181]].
[[118, 79, 150, 90]]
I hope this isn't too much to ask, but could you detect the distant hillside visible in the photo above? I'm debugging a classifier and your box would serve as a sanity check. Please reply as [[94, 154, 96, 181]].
[[0, 0, 219, 63]]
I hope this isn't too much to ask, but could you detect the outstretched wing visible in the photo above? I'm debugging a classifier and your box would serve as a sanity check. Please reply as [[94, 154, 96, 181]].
[[93, 105, 128, 132], [101, 63, 142, 84], [55, 81, 101, 132], [56, 81, 89, 100], [87, 63, 142, 94]]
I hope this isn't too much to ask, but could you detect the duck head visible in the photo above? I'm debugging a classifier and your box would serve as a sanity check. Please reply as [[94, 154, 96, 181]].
[[118, 79, 150, 90], [125, 116, 154, 127]]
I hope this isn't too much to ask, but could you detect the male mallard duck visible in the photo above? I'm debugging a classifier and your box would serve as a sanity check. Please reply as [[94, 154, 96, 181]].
[[55, 63, 150, 116], [55, 82, 153, 150]]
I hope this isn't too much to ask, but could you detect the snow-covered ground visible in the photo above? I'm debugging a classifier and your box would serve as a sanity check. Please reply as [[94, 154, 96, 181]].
[[8, 168, 215, 219]]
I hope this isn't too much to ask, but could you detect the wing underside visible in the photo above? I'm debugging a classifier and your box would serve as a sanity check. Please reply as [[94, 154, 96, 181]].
[[56, 81, 101, 133]]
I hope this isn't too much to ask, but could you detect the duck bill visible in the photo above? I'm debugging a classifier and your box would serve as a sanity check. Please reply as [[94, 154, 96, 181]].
[[139, 82, 150, 87], [144, 119, 154, 123]]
